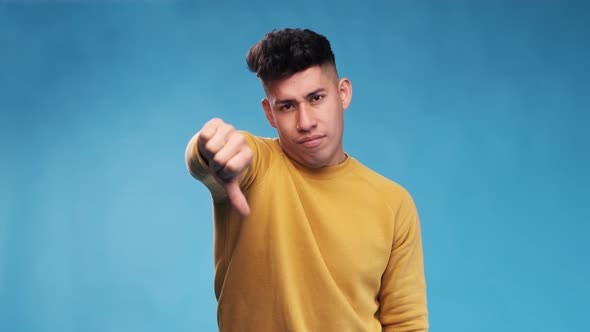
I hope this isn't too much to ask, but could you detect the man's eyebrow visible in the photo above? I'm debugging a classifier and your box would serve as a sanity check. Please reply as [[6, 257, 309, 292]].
[[306, 88, 326, 98], [275, 88, 326, 105], [274, 98, 295, 106]]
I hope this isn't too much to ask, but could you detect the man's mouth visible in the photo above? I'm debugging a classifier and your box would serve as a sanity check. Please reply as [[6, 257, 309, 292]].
[[299, 135, 325, 147]]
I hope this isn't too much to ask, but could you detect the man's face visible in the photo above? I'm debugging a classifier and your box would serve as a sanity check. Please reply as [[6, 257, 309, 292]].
[[262, 65, 352, 169]]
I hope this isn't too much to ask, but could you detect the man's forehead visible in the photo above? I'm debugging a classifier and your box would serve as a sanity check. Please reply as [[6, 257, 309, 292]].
[[264, 65, 337, 99]]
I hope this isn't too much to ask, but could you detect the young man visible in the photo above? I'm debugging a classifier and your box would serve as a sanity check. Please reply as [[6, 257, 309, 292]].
[[185, 29, 428, 331]]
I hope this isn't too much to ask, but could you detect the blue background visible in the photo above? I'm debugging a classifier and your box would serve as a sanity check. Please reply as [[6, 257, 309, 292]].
[[1, 1, 588, 331]]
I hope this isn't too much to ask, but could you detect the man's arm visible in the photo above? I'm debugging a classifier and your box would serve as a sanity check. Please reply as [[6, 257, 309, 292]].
[[185, 118, 253, 217], [379, 193, 429, 332]]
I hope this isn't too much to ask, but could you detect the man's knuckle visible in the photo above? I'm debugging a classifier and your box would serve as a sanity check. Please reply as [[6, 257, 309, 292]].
[[204, 140, 217, 154], [225, 128, 238, 138], [225, 159, 240, 173], [211, 154, 226, 167]]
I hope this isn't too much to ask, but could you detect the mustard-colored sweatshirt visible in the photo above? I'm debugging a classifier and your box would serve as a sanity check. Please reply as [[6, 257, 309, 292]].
[[186, 131, 428, 332]]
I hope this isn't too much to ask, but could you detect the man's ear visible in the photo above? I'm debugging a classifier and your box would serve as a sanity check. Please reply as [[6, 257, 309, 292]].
[[338, 78, 352, 110], [262, 98, 277, 128]]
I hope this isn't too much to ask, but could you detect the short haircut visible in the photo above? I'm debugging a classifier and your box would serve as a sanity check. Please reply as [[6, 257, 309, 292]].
[[246, 28, 336, 84]]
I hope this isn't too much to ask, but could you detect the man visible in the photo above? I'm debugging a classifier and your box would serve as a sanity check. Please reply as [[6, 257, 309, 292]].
[[185, 28, 428, 331]]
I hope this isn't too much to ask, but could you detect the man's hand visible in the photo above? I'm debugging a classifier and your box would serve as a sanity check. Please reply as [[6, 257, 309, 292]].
[[197, 118, 253, 217]]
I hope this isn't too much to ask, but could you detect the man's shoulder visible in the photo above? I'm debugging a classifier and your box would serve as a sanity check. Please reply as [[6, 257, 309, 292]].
[[240, 131, 280, 153], [349, 157, 413, 202]]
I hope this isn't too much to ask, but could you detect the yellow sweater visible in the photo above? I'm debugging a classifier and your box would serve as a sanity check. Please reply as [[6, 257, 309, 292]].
[[186, 132, 428, 332]]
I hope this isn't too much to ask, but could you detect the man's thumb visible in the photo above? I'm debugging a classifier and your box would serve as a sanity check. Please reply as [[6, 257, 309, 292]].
[[225, 180, 250, 218]]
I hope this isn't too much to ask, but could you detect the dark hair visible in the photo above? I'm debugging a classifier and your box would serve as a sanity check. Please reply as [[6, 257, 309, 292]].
[[246, 28, 336, 83]]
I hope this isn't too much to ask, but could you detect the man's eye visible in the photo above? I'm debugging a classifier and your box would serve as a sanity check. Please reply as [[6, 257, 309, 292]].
[[280, 103, 294, 111], [311, 95, 324, 102]]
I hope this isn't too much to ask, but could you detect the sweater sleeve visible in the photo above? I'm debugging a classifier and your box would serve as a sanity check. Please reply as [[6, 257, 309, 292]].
[[185, 130, 271, 203], [379, 192, 429, 332]]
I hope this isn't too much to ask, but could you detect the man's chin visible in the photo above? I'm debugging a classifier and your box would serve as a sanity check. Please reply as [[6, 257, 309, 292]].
[[300, 154, 330, 169], [283, 146, 330, 168]]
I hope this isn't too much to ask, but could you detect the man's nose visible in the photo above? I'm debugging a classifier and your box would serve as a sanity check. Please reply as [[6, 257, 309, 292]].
[[296, 105, 317, 132]]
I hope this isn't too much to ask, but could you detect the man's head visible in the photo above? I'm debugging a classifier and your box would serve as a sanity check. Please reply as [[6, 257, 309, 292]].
[[246, 28, 336, 85], [246, 29, 352, 169]]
